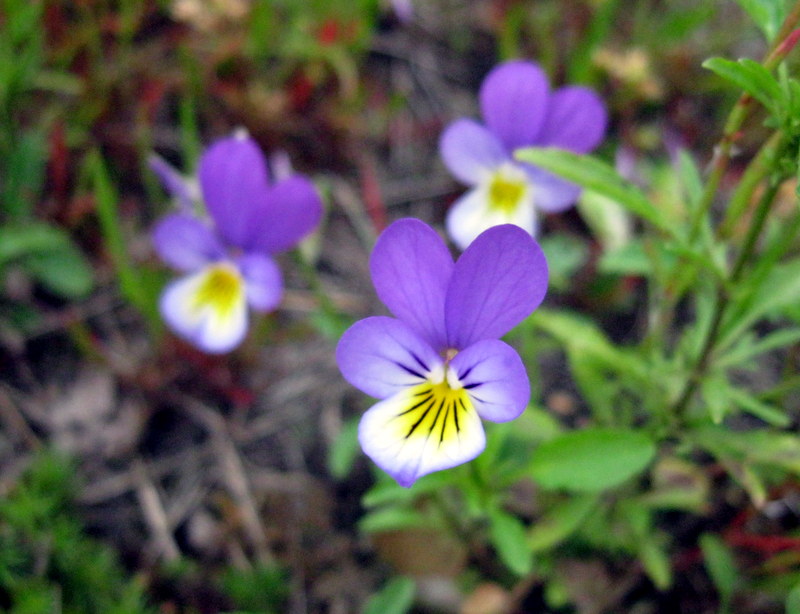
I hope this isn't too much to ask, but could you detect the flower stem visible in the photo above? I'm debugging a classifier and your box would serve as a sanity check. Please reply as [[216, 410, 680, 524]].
[[670, 179, 782, 423]]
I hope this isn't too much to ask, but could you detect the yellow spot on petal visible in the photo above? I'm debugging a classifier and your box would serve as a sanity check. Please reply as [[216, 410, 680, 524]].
[[487, 168, 527, 214], [191, 263, 244, 318], [392, 376, 474, 447]]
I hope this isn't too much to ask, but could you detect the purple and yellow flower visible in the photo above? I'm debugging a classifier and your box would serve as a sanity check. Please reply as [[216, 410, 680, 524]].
[[151, 132, 322, 353], [336, 219, 548, 487], [440, 59, 607, 249]]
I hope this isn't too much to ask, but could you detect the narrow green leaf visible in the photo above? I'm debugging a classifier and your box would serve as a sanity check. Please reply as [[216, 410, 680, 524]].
[[363, 577, 416, 614], [725, 386, 790, 427], [703, 57, 781, 111], [639, 539, 673, 590], [514, 148, 671, 232], [700, 533, 738, 605], [787, 582, 800, 614], [328, 418, 361, 480], [358, 508, 427, 534], [732, 0, 789, 40], [488, 508, 533, 576], [719, 328, 800, 367], [528, 494, 599, 551], [530, 428, 656, 492]]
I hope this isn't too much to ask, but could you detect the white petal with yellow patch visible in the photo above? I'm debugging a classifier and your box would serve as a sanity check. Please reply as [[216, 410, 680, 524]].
[[446, 162, 536, 250], [160, 261, 249, 354], [358, 366, 486, 487]]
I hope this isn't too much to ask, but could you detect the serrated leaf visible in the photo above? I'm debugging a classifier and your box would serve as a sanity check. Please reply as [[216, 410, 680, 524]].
[[703, 57, 782, 112], [488, 508, 533, 576], [514, 148, 671, 232], [530, 428, 656, 492], [363, 576, 415, 614]]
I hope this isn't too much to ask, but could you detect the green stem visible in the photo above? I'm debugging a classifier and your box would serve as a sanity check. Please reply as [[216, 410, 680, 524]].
[[671, 180, 781, 423], [718, 131, 787, 239]]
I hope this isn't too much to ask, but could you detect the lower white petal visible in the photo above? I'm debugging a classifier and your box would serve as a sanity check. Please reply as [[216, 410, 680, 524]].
[[446, 176, 537, 251], [160, 262, 248, 354], [358, 381, 486, 487]]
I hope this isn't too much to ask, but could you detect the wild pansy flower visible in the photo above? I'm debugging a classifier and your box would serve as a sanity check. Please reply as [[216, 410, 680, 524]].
[[151, 132, 322, 353], [440, 59, 607, 249], [336, 219, 548, 487]]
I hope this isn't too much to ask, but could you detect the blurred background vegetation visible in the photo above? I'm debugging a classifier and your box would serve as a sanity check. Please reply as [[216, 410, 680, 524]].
[[1, 0, 798, 613]]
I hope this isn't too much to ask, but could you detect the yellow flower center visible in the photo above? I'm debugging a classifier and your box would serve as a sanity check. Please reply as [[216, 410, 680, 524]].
[[392, 373, 473, 446], [191, 263, 244, 317], [487, 171, 527, 214]]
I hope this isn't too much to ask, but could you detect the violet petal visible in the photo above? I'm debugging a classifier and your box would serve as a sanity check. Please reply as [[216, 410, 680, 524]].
[[538, 86, 608, 154], [198, 134, 270, 249], [370, 219, 454, 350], [439, 119, 508, 186], [523, 164, 582, 213], [238, 252, 283, 312], [445, 224, 548, 348], [480, 60, 550, 152], [451, 339, 530, 422], [152, 213, 224, 272], [149, 154, 196, 213], [248, 175, 323, 255], [336, 316, 443, 399]]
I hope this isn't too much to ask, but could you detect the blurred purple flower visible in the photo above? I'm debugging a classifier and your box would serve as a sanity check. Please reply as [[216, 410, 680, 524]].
[[151, 132, 322, 353], [336, 219, 548, 487], [440, 60, 608, 249]]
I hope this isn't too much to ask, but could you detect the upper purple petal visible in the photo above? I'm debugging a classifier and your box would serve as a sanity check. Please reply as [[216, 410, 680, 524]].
[[247, 175, 323, 254], [152, 213, 224, 272], [198, 134, 270, 249], [149, 154, 196, 213], [451, 339, 530, 423], [439, 119, 508, 185], [445, 224, 548, 349], [370, 219, 454, 350], [336, 316, 443, 399], [238, 252, 283, 312], [480, 60, 550, 152], [538, 86, 608, 154]]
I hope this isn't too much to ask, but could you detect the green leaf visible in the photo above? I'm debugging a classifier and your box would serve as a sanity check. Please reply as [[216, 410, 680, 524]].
[[597, 239, 652, 276], [703, 57, 782, 112], [363, 576, 415, 614], [530, 428, 656, 492], [577, 189, 632, 251], [0, 223, 93, 299], [700, 533, 738, 605], [327, 418, 361, 480], [26, 244, 93, 299], [718, 327, 800, 367], [692, 426, 800, 475], [528, 494, 599, 551], [720, 258, 800, 347], [732, 0, 790, 40], [538, 234, 589, 292], [358, 507, 428, 534], [639, 539, 673, 590], [787, 582, 800, 614], [488, 508, 533, 576], [514, 148, 671, 233]]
